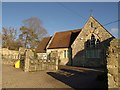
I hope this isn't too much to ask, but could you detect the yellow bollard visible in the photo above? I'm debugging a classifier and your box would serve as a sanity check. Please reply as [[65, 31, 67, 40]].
[[15, 60, 20, 68]]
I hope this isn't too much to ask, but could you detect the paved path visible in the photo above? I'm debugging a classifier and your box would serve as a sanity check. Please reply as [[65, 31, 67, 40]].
[[2, 65, 71, 88]]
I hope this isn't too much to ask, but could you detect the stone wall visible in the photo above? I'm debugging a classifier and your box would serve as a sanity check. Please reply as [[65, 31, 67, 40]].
[[1, 48, 19, 65], [1, 47, 31, 65], [71, 16, 113, 67], [47, 48, 71, 65], [23, 49, 58, 72], [107, 38, 120, 88], [1, 48, 19, 56]]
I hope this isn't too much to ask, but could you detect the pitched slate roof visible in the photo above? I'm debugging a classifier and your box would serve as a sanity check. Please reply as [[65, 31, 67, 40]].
[[35, 37, 52, 53], [48, 29, 81, 49]]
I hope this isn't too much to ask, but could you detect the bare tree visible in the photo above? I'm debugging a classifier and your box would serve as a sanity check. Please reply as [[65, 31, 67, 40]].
[[2, 27, 16, 48], [2, 27, 22, 50], [19, 17, 48, 48]]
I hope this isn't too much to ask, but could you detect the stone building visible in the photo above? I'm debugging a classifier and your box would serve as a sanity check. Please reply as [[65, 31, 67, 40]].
[[46, 29, 81, 65], [71, 16, 114, 67], [45, 16, 114, 67]]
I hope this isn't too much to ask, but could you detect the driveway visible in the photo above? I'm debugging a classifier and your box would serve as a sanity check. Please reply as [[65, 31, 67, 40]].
[[2, 64, 107, 89], [2, 64, 71, 88]]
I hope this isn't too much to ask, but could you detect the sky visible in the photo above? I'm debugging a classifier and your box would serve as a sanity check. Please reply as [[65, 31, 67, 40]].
[[2, 2, 119, 37]]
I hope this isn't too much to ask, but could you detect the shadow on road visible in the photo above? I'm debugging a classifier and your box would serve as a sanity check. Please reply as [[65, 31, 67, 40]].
[[47, 67, 108, 89]]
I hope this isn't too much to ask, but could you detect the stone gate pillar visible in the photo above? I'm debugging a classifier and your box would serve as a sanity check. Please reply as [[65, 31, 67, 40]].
[[24, 49, 34, 72], [24, 50, 30, 72]]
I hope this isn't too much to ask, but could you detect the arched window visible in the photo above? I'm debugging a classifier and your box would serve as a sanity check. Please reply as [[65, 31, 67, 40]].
[[90, 34, 96, 47], [96, 39, 100, 44], [96, 39, 100, 47], [85, 34, 100, 48], [85, 34, 101, 58]]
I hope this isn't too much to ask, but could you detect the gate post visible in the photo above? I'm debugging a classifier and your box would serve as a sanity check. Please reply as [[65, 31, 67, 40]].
[[55, 57, 59, 70], [24, 50, 30, 72]]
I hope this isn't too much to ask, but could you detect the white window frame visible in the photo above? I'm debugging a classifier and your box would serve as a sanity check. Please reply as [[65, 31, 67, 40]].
[[63, 50, 68, 58]]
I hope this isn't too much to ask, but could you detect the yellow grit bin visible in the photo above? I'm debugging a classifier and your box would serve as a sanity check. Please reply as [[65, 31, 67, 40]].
[[15, 60, 20, 68]]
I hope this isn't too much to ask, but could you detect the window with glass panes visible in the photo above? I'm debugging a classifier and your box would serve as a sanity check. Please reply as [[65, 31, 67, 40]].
[[64, 50, 66, 58], [86, 49, 101, 58], [85, 34, 101, 58], [63, 50, 69, 58]]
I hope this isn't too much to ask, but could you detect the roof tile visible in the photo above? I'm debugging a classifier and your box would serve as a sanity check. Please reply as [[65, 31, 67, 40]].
[[48, 29, 81, 49]]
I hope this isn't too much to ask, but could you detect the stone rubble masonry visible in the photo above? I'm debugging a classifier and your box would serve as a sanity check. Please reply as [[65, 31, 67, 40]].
[[1, 48, 19, 65], [107, 38, 120, 88], [1, 48, 19, 57], [24, 49, 34, 72], [71, 16, 113, 67], [24, 49, 59, 72]]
